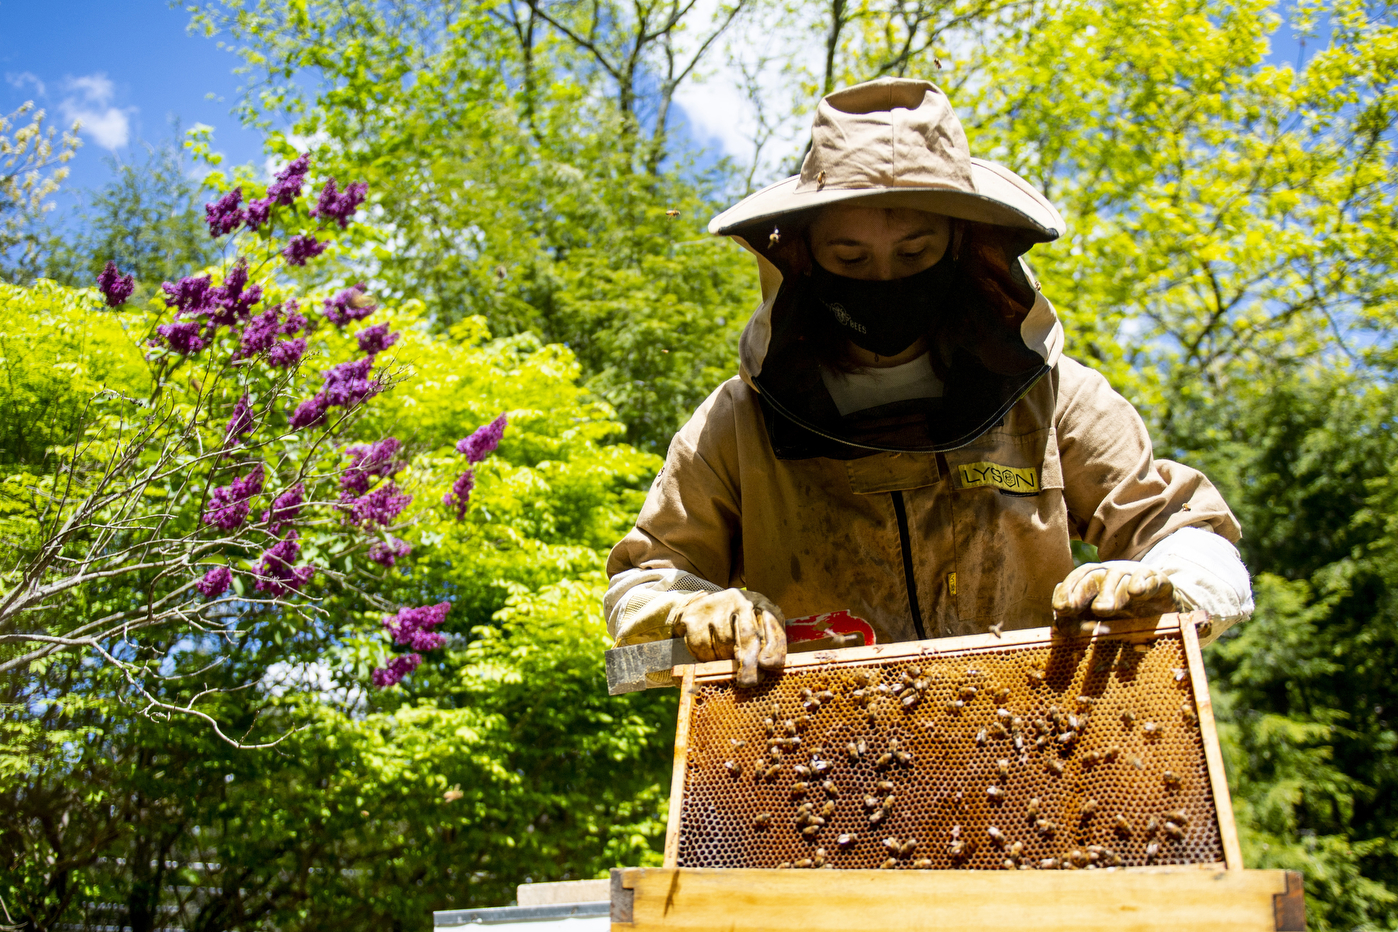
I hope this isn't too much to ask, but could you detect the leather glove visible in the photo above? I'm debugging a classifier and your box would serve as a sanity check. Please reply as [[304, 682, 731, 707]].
[[1052, 561, 1179, 620], [672, 588, 787, 688]]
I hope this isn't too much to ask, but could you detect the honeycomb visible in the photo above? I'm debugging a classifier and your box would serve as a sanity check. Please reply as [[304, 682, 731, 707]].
[[674, 628, 1223, 871]]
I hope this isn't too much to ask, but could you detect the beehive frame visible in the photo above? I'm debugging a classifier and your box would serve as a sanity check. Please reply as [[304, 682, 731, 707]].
[[663, 612, 1242, 872]]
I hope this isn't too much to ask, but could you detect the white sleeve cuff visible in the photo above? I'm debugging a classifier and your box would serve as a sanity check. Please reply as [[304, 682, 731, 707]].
[[1138, 526, 1254, 645], [604, 567, 723, 646]]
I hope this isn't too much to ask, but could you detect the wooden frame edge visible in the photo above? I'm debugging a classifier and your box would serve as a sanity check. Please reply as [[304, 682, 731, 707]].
[[662, 664, 695, 868], [1181, 610, 1244, 871]]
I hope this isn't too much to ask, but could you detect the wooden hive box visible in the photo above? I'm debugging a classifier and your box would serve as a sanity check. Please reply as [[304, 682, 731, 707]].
[[608, 612, 1307, 931]]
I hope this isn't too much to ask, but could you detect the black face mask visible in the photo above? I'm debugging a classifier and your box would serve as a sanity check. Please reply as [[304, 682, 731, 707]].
[[808, 256, 957, 357]]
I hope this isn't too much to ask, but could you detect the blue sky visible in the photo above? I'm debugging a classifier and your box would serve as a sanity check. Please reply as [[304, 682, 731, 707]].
[[0, 0, 264, 212]]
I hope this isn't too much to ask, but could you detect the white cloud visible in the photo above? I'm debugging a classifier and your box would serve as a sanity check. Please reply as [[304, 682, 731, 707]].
[[60, 72, 131, 150], [6, 71, 46, 97]]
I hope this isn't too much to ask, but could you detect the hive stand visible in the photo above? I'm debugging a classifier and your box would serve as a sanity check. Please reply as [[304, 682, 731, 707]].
[[609, 612, 1306, 931]]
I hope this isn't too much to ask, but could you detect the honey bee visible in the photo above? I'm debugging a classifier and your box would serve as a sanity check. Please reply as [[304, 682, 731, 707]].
[[990, 621, 1004, 638], [1104, 745, 1121, 762], [1145, 842, 1161, 860], [763, 765, 781, 780], [1163, 770, 1182, 788], [817, 690, 835, 703], [1076, 696, 1095, 710], [880, 858, 898, 869], [851, 689, 868, 706], [819, 800, 836, 817], [901, 694, 920, 709], [1035, 819, 1056, 836], [791, 782, 809, 796], [907, 666, 921, 677], [882, 836, 901, 853], [948, 840, 966, 859], [869, 809, 887, 825], [753, 812, 772, 827], [895, 750, 914, 765], [953, 699, 966, 711], [1166, 809, 1189, 825], [914, 858, 933, 869], [990, 723, 1010, 739], [987, 826, 1006, 844], [899, 839, 918, 857], [763, 717, 776, 735], [1027, 798, 1042, 817], [1145, 817, 1160, 835], [822, 780, 838, 797], [777, 862, 791, 869], [960, 686, 978, 700], [812, 851, 827, 868], [1008, 841, 1024, 858], [875, 781, 895, 793], [1028, 669, 1046, 685], [882, 795, 896, 811], [1067, 848, 1088, 867], [1082, 750, 1103, 766], [846, 742, 861, 761], [769, 227, 781, 247], [801, 825, 821, 838], [1181, 703, 1198, 726], [816, 170, 827, 188], [986, 786, 1004, 801], [664, 209, 680, 218], [888, 738, 901, 752], [793, 765, 811, 778], [1002, 858, 1016, 869], [1163, 821, 1184, 839], [934, 57, 944, 69], [997, 758, 1011, 778], [1057, 731, 1076, 745], [731, 738, 746, 748], [1127, 755, 1144, 771], [724, 760, 741, 776], [976, 729, 988, 747], [1143, 721, 1160, 737], [1114, 814, 1133, 835], [795, 857, 813, 868], [784, 720, 798, 735], [854, 670, 873, 687], [1121, 710, 1136, 726], [1040, 857, 1061, 869], [875, 752, 894, 769], [1081, 798, 1098, 816], [1033, 718, 1050, 735], [1047, 760, 1065, 775], [837, 833, 857, 847], [950, 825, 962, 839]]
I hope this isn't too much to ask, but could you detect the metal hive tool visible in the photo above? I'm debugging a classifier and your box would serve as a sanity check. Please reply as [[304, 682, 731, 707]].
[[662, 613, 1241, 872]]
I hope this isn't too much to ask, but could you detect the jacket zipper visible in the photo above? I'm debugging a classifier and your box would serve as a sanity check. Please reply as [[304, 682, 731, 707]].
[[890, 491, 928, 640]]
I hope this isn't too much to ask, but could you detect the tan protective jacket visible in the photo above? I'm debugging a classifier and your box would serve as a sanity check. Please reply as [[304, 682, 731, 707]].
[[606, 249, 1240, 644]]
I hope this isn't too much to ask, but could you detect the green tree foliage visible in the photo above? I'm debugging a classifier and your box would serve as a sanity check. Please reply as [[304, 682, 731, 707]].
[[42, 135, 218, 296]]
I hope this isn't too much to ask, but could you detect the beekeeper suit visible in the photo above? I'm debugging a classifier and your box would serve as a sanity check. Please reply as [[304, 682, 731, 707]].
[[605, 78, 1253, 686]]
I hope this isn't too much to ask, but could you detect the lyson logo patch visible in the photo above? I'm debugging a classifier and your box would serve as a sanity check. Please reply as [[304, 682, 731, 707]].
[[956, 461, 1040, 495]]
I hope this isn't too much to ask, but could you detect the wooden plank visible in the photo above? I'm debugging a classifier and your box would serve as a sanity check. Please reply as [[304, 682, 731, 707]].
[[1181, 609, 1245, 871], [662, 665, 696, 868], [614, 866, 1296, 932], [688, 615, 1181, 683]]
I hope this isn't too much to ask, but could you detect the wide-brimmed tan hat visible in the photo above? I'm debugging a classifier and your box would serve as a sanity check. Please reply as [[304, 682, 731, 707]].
[[709, 77, 1065, 242]]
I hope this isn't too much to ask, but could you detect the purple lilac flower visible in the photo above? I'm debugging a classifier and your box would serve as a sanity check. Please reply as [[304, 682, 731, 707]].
[[348, 481, 412, 527], [356, 322, 399, 356], [267, 154, 310, 205], [235, 307, 282, 360], [443, 469, 475, 519], [224, 394, 254, 447], [253, 530, 316, 597], [263, 483, 304, 535], [162, 274, 214, 318], [368, 537, 412, 567], [197, 565, 232, 599], [245, 196, 272, 231], [340, 437, 403, 494], [279, 303, 307, 335], [322, 284, 378, 326], [289, 393, 329, 431], [384, 602, 451, 652], [155, 320, 207, 355], [322, 356, 378, 408], [371, 653, 421, 687], [283, 233, 327, 267], [456, 414, 508, 464], [203, 465, 265, 531], [311, 178, 368, 228], [97, 261, 134, 307], [267, 338, 306, 369], [205, 187, 246, 237], [210, 260, 262, 327]]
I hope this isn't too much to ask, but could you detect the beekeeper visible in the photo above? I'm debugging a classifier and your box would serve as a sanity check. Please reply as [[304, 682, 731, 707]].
[[604, 78, 1253, 687]]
